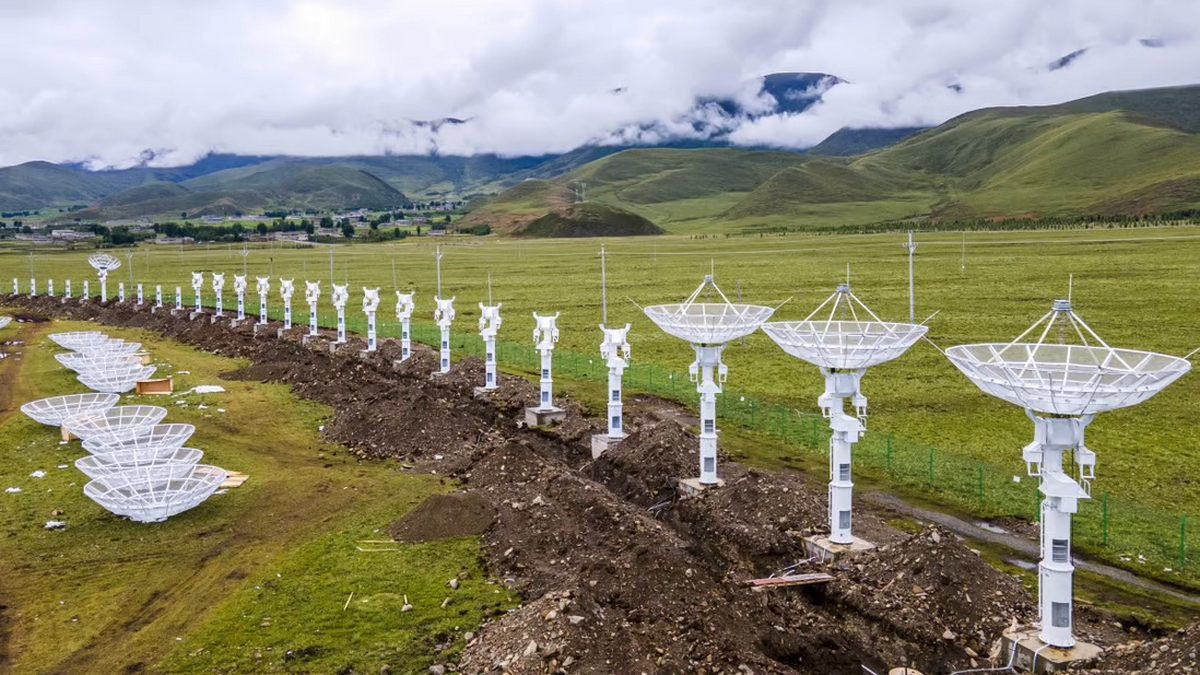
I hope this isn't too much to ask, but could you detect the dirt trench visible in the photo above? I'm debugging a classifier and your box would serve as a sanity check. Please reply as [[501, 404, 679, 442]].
[[0, 295, 1068, 673]]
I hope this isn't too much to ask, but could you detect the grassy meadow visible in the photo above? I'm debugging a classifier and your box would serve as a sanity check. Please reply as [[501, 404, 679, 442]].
[[0, 319, 515, 674]]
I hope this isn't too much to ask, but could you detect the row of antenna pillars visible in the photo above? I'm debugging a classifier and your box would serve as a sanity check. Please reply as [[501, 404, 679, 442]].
[[13, 279, 1199, 621]]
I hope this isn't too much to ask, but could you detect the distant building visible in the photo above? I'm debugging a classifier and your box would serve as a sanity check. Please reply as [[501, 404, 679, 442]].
[[200, 215, 224, 223], [155, 236, 195, 245], [50, 229, 93, 241], [271, 231, 308, 242]]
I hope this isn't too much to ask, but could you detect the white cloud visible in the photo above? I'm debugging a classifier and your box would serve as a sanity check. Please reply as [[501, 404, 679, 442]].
[[0, 0, 1196, 167]]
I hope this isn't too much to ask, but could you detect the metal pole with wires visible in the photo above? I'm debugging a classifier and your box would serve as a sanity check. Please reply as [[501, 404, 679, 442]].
[[902, 231, 917, 324]]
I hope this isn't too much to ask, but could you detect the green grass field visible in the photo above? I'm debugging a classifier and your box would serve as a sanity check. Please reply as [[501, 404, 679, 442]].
[[0, 319, 515, 674], [5, 227, 1200, 583]]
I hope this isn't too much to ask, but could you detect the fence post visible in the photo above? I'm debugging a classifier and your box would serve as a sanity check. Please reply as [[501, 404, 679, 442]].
[[1181, 515, 1188, 570], [1102, 493, 1108, 545], [886, 434, 892, 472], [927, 446, 934, 487]]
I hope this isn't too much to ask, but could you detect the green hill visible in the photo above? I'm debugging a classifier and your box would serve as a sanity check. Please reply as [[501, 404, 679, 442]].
[[807, 126, 928, 156], [518, 202, 663, 238], [0, 161, 156, 212], [70, 166, 411, 220]]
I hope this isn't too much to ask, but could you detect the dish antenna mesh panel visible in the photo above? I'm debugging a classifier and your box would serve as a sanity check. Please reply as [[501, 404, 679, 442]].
[[643, 275, 774, 483], [73, 340, 142, 356], [63, 405, 168, 442], [77, 365, 157, 393], [21, 393, 120, 426], [75, 448, 203, 482], [48, 331, 108, 350], [55, 352, 140, 373], [0, 316, 10, 331], [83, 464, 227, 523], [945, 298, 1190, 648], [762, 284, 927, 545], [82, 423, 196, 457]]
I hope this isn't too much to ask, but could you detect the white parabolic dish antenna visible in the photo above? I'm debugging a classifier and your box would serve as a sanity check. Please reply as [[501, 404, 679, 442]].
[[73, 340, 142, 356], [63, 405, 169, 443], [945, 299, 1190, 415], [84, 464, 228, 523], [55, 352, 140, 373], [761, 283, 927, 547], [643, 275, 775, 484], [48, 331, 109, 350], [75, 448, 203, 482], [82, 423, 197, 458], [0, 316, 10, 330], [88, 253, 121, 274], [944, 297, 1191, 649], [21, 393, 120, 426], [77, 364, 157, 394], [761, 284, 928, 370]]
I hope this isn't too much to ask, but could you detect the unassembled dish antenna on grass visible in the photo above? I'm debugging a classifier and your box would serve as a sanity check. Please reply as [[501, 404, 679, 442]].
[[82, 423, 196, 458], [642, 274, 775, 487], [762, 283, 927, 554], [87, 253, 121, 303], [83, 464, 228, 523], [0, 316, 11, 331], [21, 393, 120, 427], [76, 362, 157, 394], [63, 405, 169, 445], [48, 331, 108, 350], [944, 294, 1191, 650]]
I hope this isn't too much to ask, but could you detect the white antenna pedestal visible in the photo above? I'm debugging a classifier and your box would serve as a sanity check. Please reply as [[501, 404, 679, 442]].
[[476, 303, 502, 394], [47, 279, 54, 297], [64, 279, 72, 304], [644, 275, 774, 491], [210, 273, 225, 321], [189, 273, 204, 319], [395, 292, 415, 365], [117, 282, 125, 303], [432, 297, 455, 376], [232, 275, 247, 324], [330, 284, 349, 351], [303, 281, 321, 343], [173, 286, 183, 313], [279, 280, 295, 335], [763, 283, 926, 558], [82, 280, 89, 302], [256, 277, 270, 329], [526, 312, 565, 426], [10, 278, 16, 295], [947, 298, 1190, 657], [136, 283, 143, 307], [361, 288, 380, 355], [153, 285, 162, 312], [29, 278, 36, 298], [591, 324, 632, 458]]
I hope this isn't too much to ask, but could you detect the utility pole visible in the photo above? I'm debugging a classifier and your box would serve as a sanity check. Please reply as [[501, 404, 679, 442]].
[[600, 244, 607, 325], [902, 231, 917, 324]]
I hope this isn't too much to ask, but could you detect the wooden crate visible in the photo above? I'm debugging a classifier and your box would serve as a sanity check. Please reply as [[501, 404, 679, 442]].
[[135, 378, 173, 395]]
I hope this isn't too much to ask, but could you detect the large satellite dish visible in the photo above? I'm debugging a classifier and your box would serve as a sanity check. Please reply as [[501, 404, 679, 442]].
[[82, 423, 196, 458], [762, 283, 926, 550], [48, 331, 109, 350], [643, 275, 774, 485], [55, 352, 141, 374], [945, 297, 1190, 649], [83, 464, 228, 523], [63, 405, 168, 443], [88, 253, 122, 302], [21, 393, 120, 427], [75, 448, 203, 482], [77, 364, 157, 394]]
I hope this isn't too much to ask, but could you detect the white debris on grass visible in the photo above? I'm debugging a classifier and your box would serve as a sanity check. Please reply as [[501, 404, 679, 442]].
[[56, 465, 68, 469], [30, 470, 46, 478], [182, 385, 226, 395], [44, 521, 66, 530], [217, 408, 226, 413], [5, 487, 21, 493]]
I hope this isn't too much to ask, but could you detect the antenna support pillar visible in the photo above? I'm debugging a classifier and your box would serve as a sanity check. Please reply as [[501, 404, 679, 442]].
[[819, 369, 867, 544], [1023, 411, 1095, 649], [692, 344, 728, 484]]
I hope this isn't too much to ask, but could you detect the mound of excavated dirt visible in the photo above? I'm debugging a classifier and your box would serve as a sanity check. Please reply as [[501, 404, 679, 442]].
[[1077, 623, 1200, 674], [389, 491, 496, 542], [5, 293, 1164, 675]]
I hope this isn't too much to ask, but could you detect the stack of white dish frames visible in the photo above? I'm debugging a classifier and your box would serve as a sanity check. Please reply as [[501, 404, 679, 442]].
[[49, 331, 154, 393], [17, 332, 229, 523]]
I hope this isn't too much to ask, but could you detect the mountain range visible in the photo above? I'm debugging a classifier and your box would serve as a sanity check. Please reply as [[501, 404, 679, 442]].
[[3, 74, 1200, 235]]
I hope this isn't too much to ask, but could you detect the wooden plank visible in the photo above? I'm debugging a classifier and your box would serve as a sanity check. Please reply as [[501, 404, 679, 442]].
[[745, 573, 834, 589], [220, 471, 249, 489]]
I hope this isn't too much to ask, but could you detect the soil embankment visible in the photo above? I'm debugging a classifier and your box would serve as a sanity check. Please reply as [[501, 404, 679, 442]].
[[0, 294, 1172, 674]]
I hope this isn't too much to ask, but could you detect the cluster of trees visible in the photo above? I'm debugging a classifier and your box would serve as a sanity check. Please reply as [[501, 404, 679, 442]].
[[1, 210, 37, 218], [152, 219, 317, 243]]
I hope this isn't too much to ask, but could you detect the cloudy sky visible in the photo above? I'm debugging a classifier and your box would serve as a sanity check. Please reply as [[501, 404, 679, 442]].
[[1, 0, 1197, 168]]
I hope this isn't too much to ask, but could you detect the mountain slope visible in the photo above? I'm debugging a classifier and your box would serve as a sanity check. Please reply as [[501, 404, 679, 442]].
[[69, 166, 411, 220]]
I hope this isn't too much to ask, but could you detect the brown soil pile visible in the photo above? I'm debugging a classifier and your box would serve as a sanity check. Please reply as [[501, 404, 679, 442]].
[[3, 293, 1159, 674], [1077, 624, 1200, 674], [389, 491, 496, 542]]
